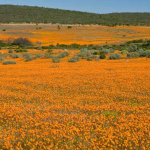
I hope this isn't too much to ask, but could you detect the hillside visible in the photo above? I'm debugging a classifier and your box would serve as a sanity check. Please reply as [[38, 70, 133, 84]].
[[0, 5, 150, 26]]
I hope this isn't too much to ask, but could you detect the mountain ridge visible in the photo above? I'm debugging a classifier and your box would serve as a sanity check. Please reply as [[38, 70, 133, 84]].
[[0, 5, 150, 26]]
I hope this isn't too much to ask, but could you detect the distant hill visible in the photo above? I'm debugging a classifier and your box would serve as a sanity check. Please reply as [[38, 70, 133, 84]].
[[0, 5, 150, 26]]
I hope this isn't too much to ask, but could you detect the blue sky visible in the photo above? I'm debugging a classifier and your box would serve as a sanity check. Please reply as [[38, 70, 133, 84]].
[[0, 0, 150, 14]]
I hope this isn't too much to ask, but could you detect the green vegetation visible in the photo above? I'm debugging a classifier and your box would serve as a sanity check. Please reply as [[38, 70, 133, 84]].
[[23, 53, 33, 61], [0, 5, 150, 26], [109, 54, 122, 60], [3, 61, 16, 65], [10, 53, 20, 58], [68, 56, 80, 62]]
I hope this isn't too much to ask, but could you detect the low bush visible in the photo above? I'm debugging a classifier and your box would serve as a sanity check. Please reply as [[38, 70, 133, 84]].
[[10, 53, 20, 58], [78, 52, 86, 58], [8, 49, 13, 53], [100, 53, 106, 59], [23, 53, 33, 61], [68, 56, 80, 62], [126, 44, 138, 52], [87, 57, 93, 61], [109, 54, 122, 60], [145, 51, 150, 58], [52, 57, 61, 63], [15, 49, 28, 53], [121, 50, 128, 55], [58, 51, 69, 58], [12, 38, 33, 46], [102, 49, 110, 54], [92, 51, 100, 55], [3, 61, 16, 65], [67, 26, 72, 29], [34, 53, 43, 59], [0, 56, 4, 61], [47, 49, 53, 53], [95, 56, 100, 61], [44, 53, 54, 59]]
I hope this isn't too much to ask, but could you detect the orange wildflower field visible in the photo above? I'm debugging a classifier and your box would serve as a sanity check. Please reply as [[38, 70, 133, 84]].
[[0, 55, 150, 149], [0, 24, 150, 45]]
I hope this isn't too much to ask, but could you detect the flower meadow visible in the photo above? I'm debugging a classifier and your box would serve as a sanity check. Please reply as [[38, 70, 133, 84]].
[[0, 58, 150, 149], [0, 24, 150, 45]]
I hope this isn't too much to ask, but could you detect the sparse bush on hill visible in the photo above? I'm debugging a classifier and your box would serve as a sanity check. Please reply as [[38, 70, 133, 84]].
[[0, 5, 150, 26], [3, 61, 16, 65], [109, 54, 122, 60]]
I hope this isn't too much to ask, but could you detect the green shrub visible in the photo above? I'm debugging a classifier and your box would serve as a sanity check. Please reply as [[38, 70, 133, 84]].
[[52, 57, 61, 63], [80, 48, 88, 53], [100, 53, 106, 59], [23, 53, 33, 61], [12, 38, 33, 46], [10, 53, 20, 58], [44, 53, 54, 59], [47, 49, 53, 53], [92, 51, 100, 55], [78, 52, 86, 58], [127, 53, 133, 58], [58, 51, 69, 58], [137, 49, 145, 57], [68, 56, 80, 62], [36, 47, 43, 51], [145, 51, 150, 58], [109, 53, 122, 59], [126, 44, 138, 52], [8, 49, 13, 53], [102, 49, 110, 54], [95, 56, 100, 61], [34, 53, 43, 59], [3, 61, 16, 65], [121, 50, 128, 55], [15, 49, 28, 53], [67, 26, 72, 29], [108, 48, 115, 53], [87, 57, 93, 61]]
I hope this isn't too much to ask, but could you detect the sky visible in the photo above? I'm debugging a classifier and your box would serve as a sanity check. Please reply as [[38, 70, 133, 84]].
[[0, 0, 150, 14]]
